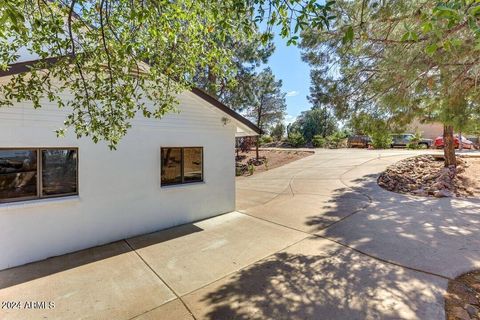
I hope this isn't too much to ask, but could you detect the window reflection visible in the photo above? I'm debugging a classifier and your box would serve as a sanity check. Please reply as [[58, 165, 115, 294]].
[[161, 147, 203, 186], [161, 148, 182, 185], [183, 148, 203, 182], [42, 149, 78, 196], [0, 150, 38, 200]]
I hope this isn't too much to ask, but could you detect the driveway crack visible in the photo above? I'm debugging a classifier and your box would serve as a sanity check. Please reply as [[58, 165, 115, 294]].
[[124, 239, 198, 320]]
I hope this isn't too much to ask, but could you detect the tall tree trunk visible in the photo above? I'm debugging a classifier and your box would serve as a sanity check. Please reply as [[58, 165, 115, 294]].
[[255, 136, 260, 160], [443, 125, 456, 167]]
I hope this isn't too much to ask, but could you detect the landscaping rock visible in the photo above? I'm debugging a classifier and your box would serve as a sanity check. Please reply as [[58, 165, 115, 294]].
[[446, 271, 480, 320], [247, 158, 265, 166], [452, 307, 471, 320], [378, 155, 479, 198], [465, 304, 479, 318], [434, 189, 454, 198]]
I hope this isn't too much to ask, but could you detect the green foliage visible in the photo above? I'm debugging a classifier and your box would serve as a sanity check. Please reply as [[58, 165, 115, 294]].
[[406, 132, 423, 149], [259, 135, 273, 145], [300, 0, 480, 163], [270, 122, 285, 141], [0, 0, 334, 148], [313, 130, 348, 148], [325, 130, 348, 149], [194, 30, 274, 112], [312, 135, 326, 148], [370, 132, 392, 149], [244, 68, 287, 132], [289, 106, 337, 142], [287, 131, 306, 148], [236, 165, 245, 176], [247, 163, 255, 175], [347, 113, 392, 149]]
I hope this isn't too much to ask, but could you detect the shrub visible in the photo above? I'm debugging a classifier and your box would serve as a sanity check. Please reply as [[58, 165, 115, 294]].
[[312, 135, 326, 148], [236, 137, 255, 154], [325, 130, 348, 148], [259, 135, 273, 145], [247, 163, 255, 175], [370, 131, 393, 149], [287, 131, 306, 147], [236, 164, 247, 176], [407, 132, 423, 149], [270, 123, 285, 141]]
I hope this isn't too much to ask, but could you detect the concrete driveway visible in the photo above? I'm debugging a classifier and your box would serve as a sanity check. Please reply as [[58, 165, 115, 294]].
[[2, 149, 480, 319]]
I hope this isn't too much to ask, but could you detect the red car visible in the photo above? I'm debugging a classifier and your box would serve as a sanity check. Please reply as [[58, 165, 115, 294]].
[[434, 135, 475, 149]]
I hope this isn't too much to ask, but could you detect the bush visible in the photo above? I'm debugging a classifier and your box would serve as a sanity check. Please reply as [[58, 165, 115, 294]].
[[287, 131, 306, 147], [236, 136, 254, 154], [235, 164, 247, 176], [370, 131, 393, 149], [406, 132, 423, 149], [270, 123, 285, 141], [325, 130, 348, 148], [259, 135, 273, 145], [312, 135, 326, 148]]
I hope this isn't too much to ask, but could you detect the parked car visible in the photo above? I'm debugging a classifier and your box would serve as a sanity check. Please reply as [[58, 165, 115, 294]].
[[347, 135, 371, 148], [390, 133, 433, 148], [433, 135, 475, 149]]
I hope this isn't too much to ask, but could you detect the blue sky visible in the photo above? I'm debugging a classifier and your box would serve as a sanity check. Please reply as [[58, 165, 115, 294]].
[[266, 33, 312, 124]]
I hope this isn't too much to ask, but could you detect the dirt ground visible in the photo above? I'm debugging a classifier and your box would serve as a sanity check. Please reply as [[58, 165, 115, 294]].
[[465, 158, 480, 196], [378, 155, 480, 198], [235, 149, 313, 176], [445, 270, 480, 320]]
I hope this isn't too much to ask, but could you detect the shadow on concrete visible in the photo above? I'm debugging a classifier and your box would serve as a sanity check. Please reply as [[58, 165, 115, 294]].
[[198, 241, 445, 320], [304, 189, 371, 230], [0, 223, 203, 289], [308, 172, 480, 278]]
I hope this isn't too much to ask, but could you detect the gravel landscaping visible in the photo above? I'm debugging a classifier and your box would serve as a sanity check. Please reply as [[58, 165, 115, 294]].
[[235, 149, 313, 176], [445, 271, 480, 320], [377, 155, 480, 198]]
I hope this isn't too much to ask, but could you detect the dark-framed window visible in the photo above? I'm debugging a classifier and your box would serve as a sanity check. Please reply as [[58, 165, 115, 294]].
[[0, 148, 78, 203], [161, 147, 203, 186]]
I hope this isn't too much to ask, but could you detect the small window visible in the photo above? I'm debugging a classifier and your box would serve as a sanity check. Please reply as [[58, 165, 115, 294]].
[[161, 147, 203, 186], [0, 148, 78, 203], [183, 148, 203, 183], [42, 149, 78, 196], [161, 148, 182, 185], [0, 149, 38, 201]]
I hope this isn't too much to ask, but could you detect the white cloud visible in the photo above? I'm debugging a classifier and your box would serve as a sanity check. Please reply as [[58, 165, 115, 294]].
[[283, 114, 297, 125], [286, 90, 299, 97]]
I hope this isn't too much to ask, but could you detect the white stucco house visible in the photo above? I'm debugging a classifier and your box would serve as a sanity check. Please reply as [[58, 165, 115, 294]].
[[0, 58, 260, 270]]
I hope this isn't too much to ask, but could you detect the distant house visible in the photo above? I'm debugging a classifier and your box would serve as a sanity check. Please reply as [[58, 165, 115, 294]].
[[407, 119, 479, 143], [0, 58, 260, 270], [407, 119, 444, 140]]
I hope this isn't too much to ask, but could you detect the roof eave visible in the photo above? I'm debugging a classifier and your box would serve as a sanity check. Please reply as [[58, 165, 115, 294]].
[[0, 58, 261, 135]]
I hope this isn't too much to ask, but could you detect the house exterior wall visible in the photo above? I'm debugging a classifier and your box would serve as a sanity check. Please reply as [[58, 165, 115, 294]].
[[0, 91, 237, 270], [407, 119, 444, 140]]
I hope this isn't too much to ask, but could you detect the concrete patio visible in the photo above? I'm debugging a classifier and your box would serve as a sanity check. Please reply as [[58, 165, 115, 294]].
[[1, 149, 480, 319]]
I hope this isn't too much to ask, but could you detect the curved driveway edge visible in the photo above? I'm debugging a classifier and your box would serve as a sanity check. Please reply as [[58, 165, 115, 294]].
[[222, 148, 480, 319]]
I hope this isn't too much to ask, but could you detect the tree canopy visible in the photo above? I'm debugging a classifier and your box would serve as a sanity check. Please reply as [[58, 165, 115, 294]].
[[244, 67, 287, 131], [193, 29, 274, 112], [289, 106, 337, 142], [243, 67, 286, 158], [0, 0, 336, 148], [301, 0, 480, 165]]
